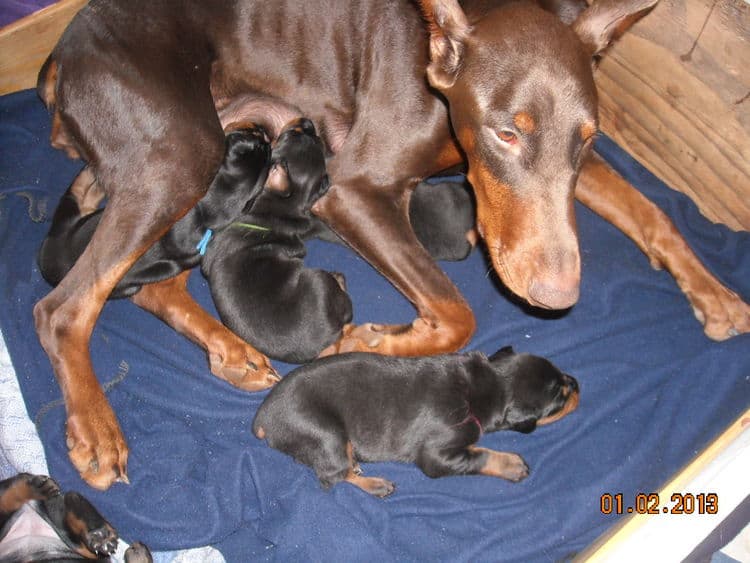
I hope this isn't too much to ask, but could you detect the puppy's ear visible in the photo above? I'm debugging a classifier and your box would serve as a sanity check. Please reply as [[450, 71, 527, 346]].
[[265, 162, 291, 197], [488, 346, 514, 362]]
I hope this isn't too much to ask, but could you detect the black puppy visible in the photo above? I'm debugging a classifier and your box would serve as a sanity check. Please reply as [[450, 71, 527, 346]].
[[38, 125, 271, 298], [0, 473, 151, 562], [201, 118, 353, 364], [309, 179, 476, 262], [409, 180, 476, 261], [253, 346, 579, 497]]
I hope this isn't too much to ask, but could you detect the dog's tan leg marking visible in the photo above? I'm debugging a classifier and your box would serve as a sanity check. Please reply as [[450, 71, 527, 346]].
[[577, 154, 750, 340], [35, 256, 138, 490], [343, 442, 394, 497], [131, 271, 279, 391], [469, 447, 529, 482]]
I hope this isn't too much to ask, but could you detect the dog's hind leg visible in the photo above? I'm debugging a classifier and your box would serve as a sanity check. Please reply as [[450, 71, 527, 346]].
[[131, 271, 279, 390], [577, 154, 750, 340]]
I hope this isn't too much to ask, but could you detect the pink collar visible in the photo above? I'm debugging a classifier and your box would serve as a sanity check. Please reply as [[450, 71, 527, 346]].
[[466, 411, 483, 435]]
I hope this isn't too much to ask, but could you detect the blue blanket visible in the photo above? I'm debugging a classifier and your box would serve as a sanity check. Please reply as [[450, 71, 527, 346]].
[[1, 88, 748, 561]]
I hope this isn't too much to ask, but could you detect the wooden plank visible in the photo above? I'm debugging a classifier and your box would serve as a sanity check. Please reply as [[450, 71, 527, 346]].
[[596, 0, 750, 231], [0, 0, 87, 95]]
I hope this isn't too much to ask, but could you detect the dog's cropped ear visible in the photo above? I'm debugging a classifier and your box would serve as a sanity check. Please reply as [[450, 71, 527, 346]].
[[488, 346, 514, 362], [572, 0, 659, 56], [265, 161, 291, 197], [416, 0, 472, 90]]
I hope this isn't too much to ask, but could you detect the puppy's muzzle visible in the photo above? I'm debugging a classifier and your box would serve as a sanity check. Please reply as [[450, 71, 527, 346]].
[[537, 373, 580, 426]]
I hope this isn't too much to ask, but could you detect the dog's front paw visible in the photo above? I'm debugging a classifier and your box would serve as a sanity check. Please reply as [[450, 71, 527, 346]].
[[207, 330, 279, 391], [319, 322, 414, 356], [689, 284, 750, 341], [66, 404, 129, 490]]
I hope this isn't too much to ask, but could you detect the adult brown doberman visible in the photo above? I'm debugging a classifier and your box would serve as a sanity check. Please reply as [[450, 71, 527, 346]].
[[35, 0, 749, 489]]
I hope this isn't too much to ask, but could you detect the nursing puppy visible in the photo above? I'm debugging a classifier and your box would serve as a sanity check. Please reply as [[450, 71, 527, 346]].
[[201, 118, 353, 364], [253, 346, 579, 496], [38, 125, 271, 299], [409, 180, 476, 261], [311, 179, 477, 262]]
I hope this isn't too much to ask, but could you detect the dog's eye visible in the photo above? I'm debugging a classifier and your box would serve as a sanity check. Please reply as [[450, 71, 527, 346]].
[[497, 129, 518, 145]]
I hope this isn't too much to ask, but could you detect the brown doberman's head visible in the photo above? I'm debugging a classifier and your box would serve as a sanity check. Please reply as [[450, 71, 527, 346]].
[[418, 0, 658, 309]]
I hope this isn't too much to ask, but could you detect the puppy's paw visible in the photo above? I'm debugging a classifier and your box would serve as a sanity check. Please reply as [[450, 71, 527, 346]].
[[473, 448, 530, 482], [345, 474, 396, 498], [84, 522, 119, 556], [500, 454, 530, 482], [28, 474, 61, 499]]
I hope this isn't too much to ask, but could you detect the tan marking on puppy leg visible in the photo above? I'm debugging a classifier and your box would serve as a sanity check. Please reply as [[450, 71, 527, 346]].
[[0, 480, 34, 513], [344, 474, 395, 497], [343, 442, 392, 495], [469, 447, 529, 482]]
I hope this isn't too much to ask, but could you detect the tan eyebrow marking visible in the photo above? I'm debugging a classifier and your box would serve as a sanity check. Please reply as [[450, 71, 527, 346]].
[[513, 112, 536, 134]]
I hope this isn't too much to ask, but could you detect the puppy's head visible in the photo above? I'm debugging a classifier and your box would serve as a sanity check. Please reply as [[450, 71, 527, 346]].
[[199, 123, 271, 228], [265, 118, 329, 209], [488, 346, 579, 433]]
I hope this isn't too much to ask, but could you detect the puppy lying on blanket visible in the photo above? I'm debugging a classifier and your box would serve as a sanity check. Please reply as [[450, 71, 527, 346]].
[[0, 473, 151, 562], [38, 124, 272, 298], [253, 346, 579, 497], [201, 118, 353, 363]]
